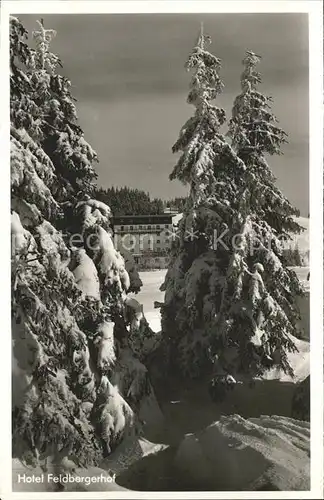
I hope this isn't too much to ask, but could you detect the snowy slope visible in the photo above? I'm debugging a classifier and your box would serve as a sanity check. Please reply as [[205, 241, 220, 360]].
[[129, 270, 166, 333], [175, 414, 310, 490]]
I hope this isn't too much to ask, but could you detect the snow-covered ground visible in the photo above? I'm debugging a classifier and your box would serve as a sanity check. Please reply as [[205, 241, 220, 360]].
[[130, 270, 166, 332], [173, 414, 310, 490]]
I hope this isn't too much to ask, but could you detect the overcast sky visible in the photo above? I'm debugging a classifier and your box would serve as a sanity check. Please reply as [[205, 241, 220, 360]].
[[19, 13, 309, 215]]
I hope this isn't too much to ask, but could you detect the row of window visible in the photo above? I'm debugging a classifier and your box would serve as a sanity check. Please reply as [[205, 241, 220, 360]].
[[117, 224, 170, 231], [121, 240, 170, 246]]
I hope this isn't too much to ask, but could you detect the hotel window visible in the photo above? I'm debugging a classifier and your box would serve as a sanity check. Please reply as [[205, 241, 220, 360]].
[[156, 225, 160, 229], [130, 226, 133, 230], [121, 226, 124, 231], [165, 224, 169, 228], [157, 239, 160, 243]]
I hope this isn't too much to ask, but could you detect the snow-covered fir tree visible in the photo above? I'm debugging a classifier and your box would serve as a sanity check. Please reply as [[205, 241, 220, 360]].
[[223, 50, 305, 372], [161, 27, 247, 379], [161, 32, 304, 390], [11, 17, 154, 479], [32, 19, 98, 202]]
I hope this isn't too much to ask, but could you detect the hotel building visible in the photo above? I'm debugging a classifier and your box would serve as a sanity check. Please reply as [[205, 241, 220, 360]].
[[113, 213, 181, 256]]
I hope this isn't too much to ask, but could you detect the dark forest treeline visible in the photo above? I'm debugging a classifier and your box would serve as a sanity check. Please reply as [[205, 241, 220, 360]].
[[94, 186, 187, 215], [165, 196, 188, 212]]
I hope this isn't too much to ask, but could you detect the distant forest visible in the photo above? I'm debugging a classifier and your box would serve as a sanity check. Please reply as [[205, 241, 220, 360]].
[[94, 186, 187, 215]]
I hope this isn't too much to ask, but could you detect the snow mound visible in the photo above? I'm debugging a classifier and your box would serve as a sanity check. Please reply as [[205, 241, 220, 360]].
[[175, 414, 310, 491], [103, 436, 168, 477]]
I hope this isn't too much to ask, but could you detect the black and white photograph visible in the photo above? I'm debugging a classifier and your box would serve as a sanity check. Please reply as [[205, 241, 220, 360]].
[[3, 0, 323, 496]]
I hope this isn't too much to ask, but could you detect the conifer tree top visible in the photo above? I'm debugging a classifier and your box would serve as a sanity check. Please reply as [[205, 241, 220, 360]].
[[170, 28, 227, 187], [185, 24, 223, 108], [240, 50, 262, 92], [229, 49, 288, 158], [32, 19, 59, 73]]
